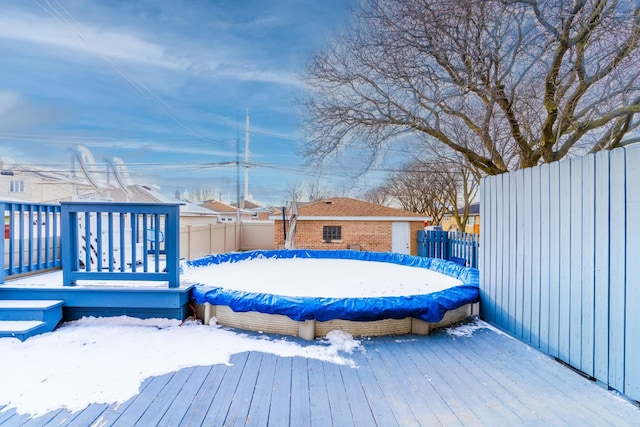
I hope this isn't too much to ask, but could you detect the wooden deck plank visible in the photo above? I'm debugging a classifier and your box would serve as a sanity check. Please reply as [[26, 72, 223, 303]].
[[109, 373, 176, 427], [177, 364, 228, 427], [434, 336, 539, 424], [268, 356, 292, 426], [0, 409, 30, 426], [20, 408, 64, 426], [133, 367, 194, 426], [199, 352, 250, 426], [378, 337, 451, 425], [156, 366, 210, 426], [92, 364, 167, 427], [40, 409, 76, 426], [481, 327, 624, 422], [246, 352, 278, 426], [347, 348, 401, 426], [322, 361, 355, 427], [337, 363, 378, 426], [470, 328, 630, 426], [64, 404, 109, 427], [461, 329, 585, 425], [440, 330, 561, 425], [289, 357, 311, 426], [404, 334, 500, 425], [386, 337, 464, 426], [360, 338, 422, 426], [307, 358, 333, 426], [224, 351, 263, 425]]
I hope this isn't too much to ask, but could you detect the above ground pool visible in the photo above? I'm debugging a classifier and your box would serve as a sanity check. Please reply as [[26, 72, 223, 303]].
[[184, 249, 480, 339]]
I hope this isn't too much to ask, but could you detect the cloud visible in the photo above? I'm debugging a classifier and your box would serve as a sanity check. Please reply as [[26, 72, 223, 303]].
[[216, 66, 302, 87], [0, 14, 186, 71], [0, 6, 303, 90], [0, 91, 22, 116], [0, 91, 66, 132]]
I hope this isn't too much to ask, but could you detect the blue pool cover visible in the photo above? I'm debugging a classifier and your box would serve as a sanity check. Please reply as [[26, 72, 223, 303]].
[[187, 249, 479, 323]]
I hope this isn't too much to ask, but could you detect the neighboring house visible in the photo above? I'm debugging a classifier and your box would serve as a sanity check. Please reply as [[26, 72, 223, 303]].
[[272, 197, 428, 255], [201, 199, 276, 222], [0, 159, 91, 203], [0, 159, 220, 228], [439, 203, 480, 234], [199, 200, 240, 222], [231, 199, 275, 221]]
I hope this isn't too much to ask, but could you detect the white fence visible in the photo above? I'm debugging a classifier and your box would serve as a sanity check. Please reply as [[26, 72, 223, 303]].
[[480, 143, 640, 402], [180, 221, 274, 260]]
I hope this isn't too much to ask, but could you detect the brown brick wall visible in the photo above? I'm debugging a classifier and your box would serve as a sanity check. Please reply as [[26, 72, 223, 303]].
[[274, 220, 423, 255], [409, 221, 424, 255]]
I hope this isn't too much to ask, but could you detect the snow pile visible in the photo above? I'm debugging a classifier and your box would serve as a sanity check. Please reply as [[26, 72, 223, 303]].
[[445, 316, 486, 337]]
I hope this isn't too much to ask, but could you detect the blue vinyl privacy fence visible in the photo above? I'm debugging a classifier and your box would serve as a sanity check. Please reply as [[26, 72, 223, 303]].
[[417, 230, 479, 268], [480, 143, 640, 402]]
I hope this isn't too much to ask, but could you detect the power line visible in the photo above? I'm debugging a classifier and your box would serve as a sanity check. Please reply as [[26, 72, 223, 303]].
[[0, 134, 237, 145]]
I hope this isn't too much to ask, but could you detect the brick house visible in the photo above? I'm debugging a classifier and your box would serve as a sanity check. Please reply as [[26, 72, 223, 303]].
[[273, 197, 427, 255]]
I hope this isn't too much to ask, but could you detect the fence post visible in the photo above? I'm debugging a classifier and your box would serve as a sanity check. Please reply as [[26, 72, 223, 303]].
[[186, 225, 192, 261], [417, 230, 426, 257], [60, 203, 75, 286], [0, 202, 4, 284], [166, 205, 180, 288]]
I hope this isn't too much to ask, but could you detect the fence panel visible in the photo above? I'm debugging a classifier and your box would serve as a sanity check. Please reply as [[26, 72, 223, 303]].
[[593, 150, 610, 383], [608, 149, 626, 392], [417, 229, 479, 268], [1, 202, 61, 283], [480, 144, 640, 402], [569, 157, 583, 369], [61, 202, 180, 288], [530, 165, 542, 349], [580, 155, 596, 376], [624, 144, 640, 398], [538, 163, 551, 354]]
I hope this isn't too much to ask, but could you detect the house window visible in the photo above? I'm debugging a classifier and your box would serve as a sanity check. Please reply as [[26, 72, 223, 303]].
[[9, 180, 24, 193], [466, 216, 476, 226], [323, 225, 342, 242]]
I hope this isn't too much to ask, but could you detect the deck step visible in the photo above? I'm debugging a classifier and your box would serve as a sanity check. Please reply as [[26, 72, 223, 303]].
[[0, 320, 46, 340], [0, 300, 64, 341]]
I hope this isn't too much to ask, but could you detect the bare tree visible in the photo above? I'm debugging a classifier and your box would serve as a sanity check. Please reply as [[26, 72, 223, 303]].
[[283, 180, 332, 204], [283, 183, 306, 205], [302, 0, 640, 176], [307, 181, 331, 202], [362, 186, 393, 206], [383, 157, 479, 226], [188, 186, 219, 203]]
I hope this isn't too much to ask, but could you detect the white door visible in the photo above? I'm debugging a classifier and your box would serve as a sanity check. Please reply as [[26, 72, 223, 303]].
[[391, 222, 411, 254]]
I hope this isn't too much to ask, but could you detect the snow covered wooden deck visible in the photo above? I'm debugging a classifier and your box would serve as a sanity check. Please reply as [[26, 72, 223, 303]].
[[2, 322, 638, 426]]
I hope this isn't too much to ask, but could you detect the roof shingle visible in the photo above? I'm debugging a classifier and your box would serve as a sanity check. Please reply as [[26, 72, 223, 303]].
[[296, 197, 424, 218]]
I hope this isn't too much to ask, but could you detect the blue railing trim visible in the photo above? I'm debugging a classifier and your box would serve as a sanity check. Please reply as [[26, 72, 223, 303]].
[[417, 230, 480, 268], [2, 201, 62, 282], [60, 202, 181, 288]]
